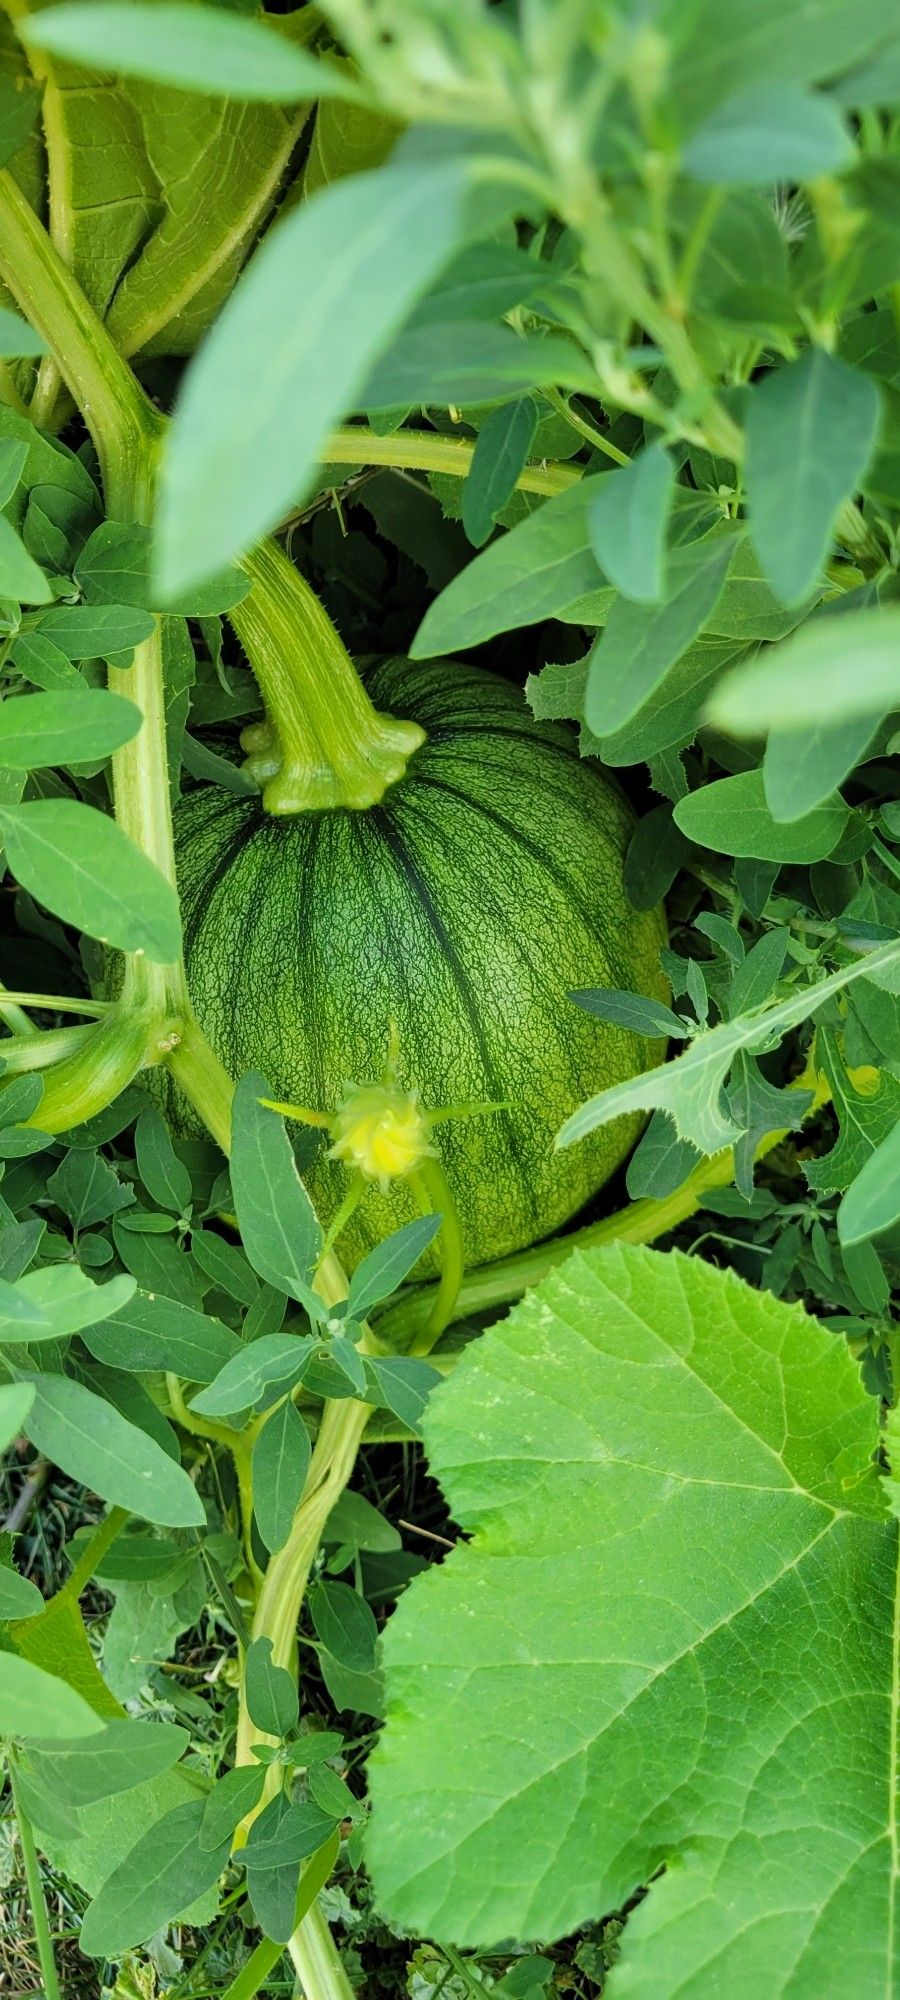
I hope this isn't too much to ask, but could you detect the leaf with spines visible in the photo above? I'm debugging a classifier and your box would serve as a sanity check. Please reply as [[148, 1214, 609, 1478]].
[[806, 1029, 900, 1197]]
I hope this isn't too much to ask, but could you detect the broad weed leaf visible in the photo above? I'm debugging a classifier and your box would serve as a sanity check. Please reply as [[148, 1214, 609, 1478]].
[[0, 1652, 105, 1740], [0, 304, 48, 355], [745, 350, 880, 604], [21, 2, 361, 102], [230, 1075, 322, 1301], [462, 396, 539, 548], [682, 82, 853, 185], [763, 712, 882, 822], [412, 477, 603, 657], [838, 1122, 900, 1245], [81, 1291, 242, 1381], [0, 516, 52, 604], [0, 800, 182, 960], [368, 1241, 887, 1998], [346, 1214, 443, 1322], [28, 1718, 189, 1805], [308, 1578, 378, 1672], [251, 1398, 311, 1555], [0, 690, 141, 769], [709, 605, 900, 733], [22, 1374, 205, 1527], [587, 442, 675, 602], [668, 0, 891, 123], [556, 938, 900, 1154], [673, 769, 848, 861], [79, 1798, 229, 1957], [585, 533, 736, 736], [189, 1332, 317, 1417], [158, 160, 503, 587], [244, 1636, 299, 1738], [0, 1380, 34, 1450], [0, 1565, 43, 1618]]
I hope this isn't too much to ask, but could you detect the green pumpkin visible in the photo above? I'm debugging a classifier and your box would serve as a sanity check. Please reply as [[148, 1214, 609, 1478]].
[[172, 657, 667, 1272]]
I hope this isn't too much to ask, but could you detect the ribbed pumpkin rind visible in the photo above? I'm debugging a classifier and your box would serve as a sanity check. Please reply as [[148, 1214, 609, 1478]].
[[172, 658, 667, 1272]]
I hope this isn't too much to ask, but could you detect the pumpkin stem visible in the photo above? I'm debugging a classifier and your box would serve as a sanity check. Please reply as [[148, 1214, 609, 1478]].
[[232, 539, 424, 814]]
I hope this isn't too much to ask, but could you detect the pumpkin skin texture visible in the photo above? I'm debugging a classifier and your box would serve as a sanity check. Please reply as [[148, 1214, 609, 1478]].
[[172, 657, 667, 1273]]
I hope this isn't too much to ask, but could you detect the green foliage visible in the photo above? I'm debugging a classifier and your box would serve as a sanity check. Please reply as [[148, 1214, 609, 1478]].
[[0, 3, 899, 1997]]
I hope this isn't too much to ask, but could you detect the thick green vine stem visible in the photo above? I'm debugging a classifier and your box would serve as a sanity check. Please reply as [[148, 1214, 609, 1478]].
[[0, 170, 163, 513], [234, 540, 424, 814]]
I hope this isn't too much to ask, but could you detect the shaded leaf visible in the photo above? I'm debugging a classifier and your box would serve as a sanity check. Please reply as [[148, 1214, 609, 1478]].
[[745, 351, 880, 604], [587, 443, 674, 603]]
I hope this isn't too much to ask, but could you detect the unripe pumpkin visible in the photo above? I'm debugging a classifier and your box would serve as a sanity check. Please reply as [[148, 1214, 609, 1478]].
[[172, 658, 667, 1272]]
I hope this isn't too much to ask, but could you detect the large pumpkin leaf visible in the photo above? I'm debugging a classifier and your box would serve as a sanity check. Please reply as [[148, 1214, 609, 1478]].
[[368, 1242, 895, 2000]]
